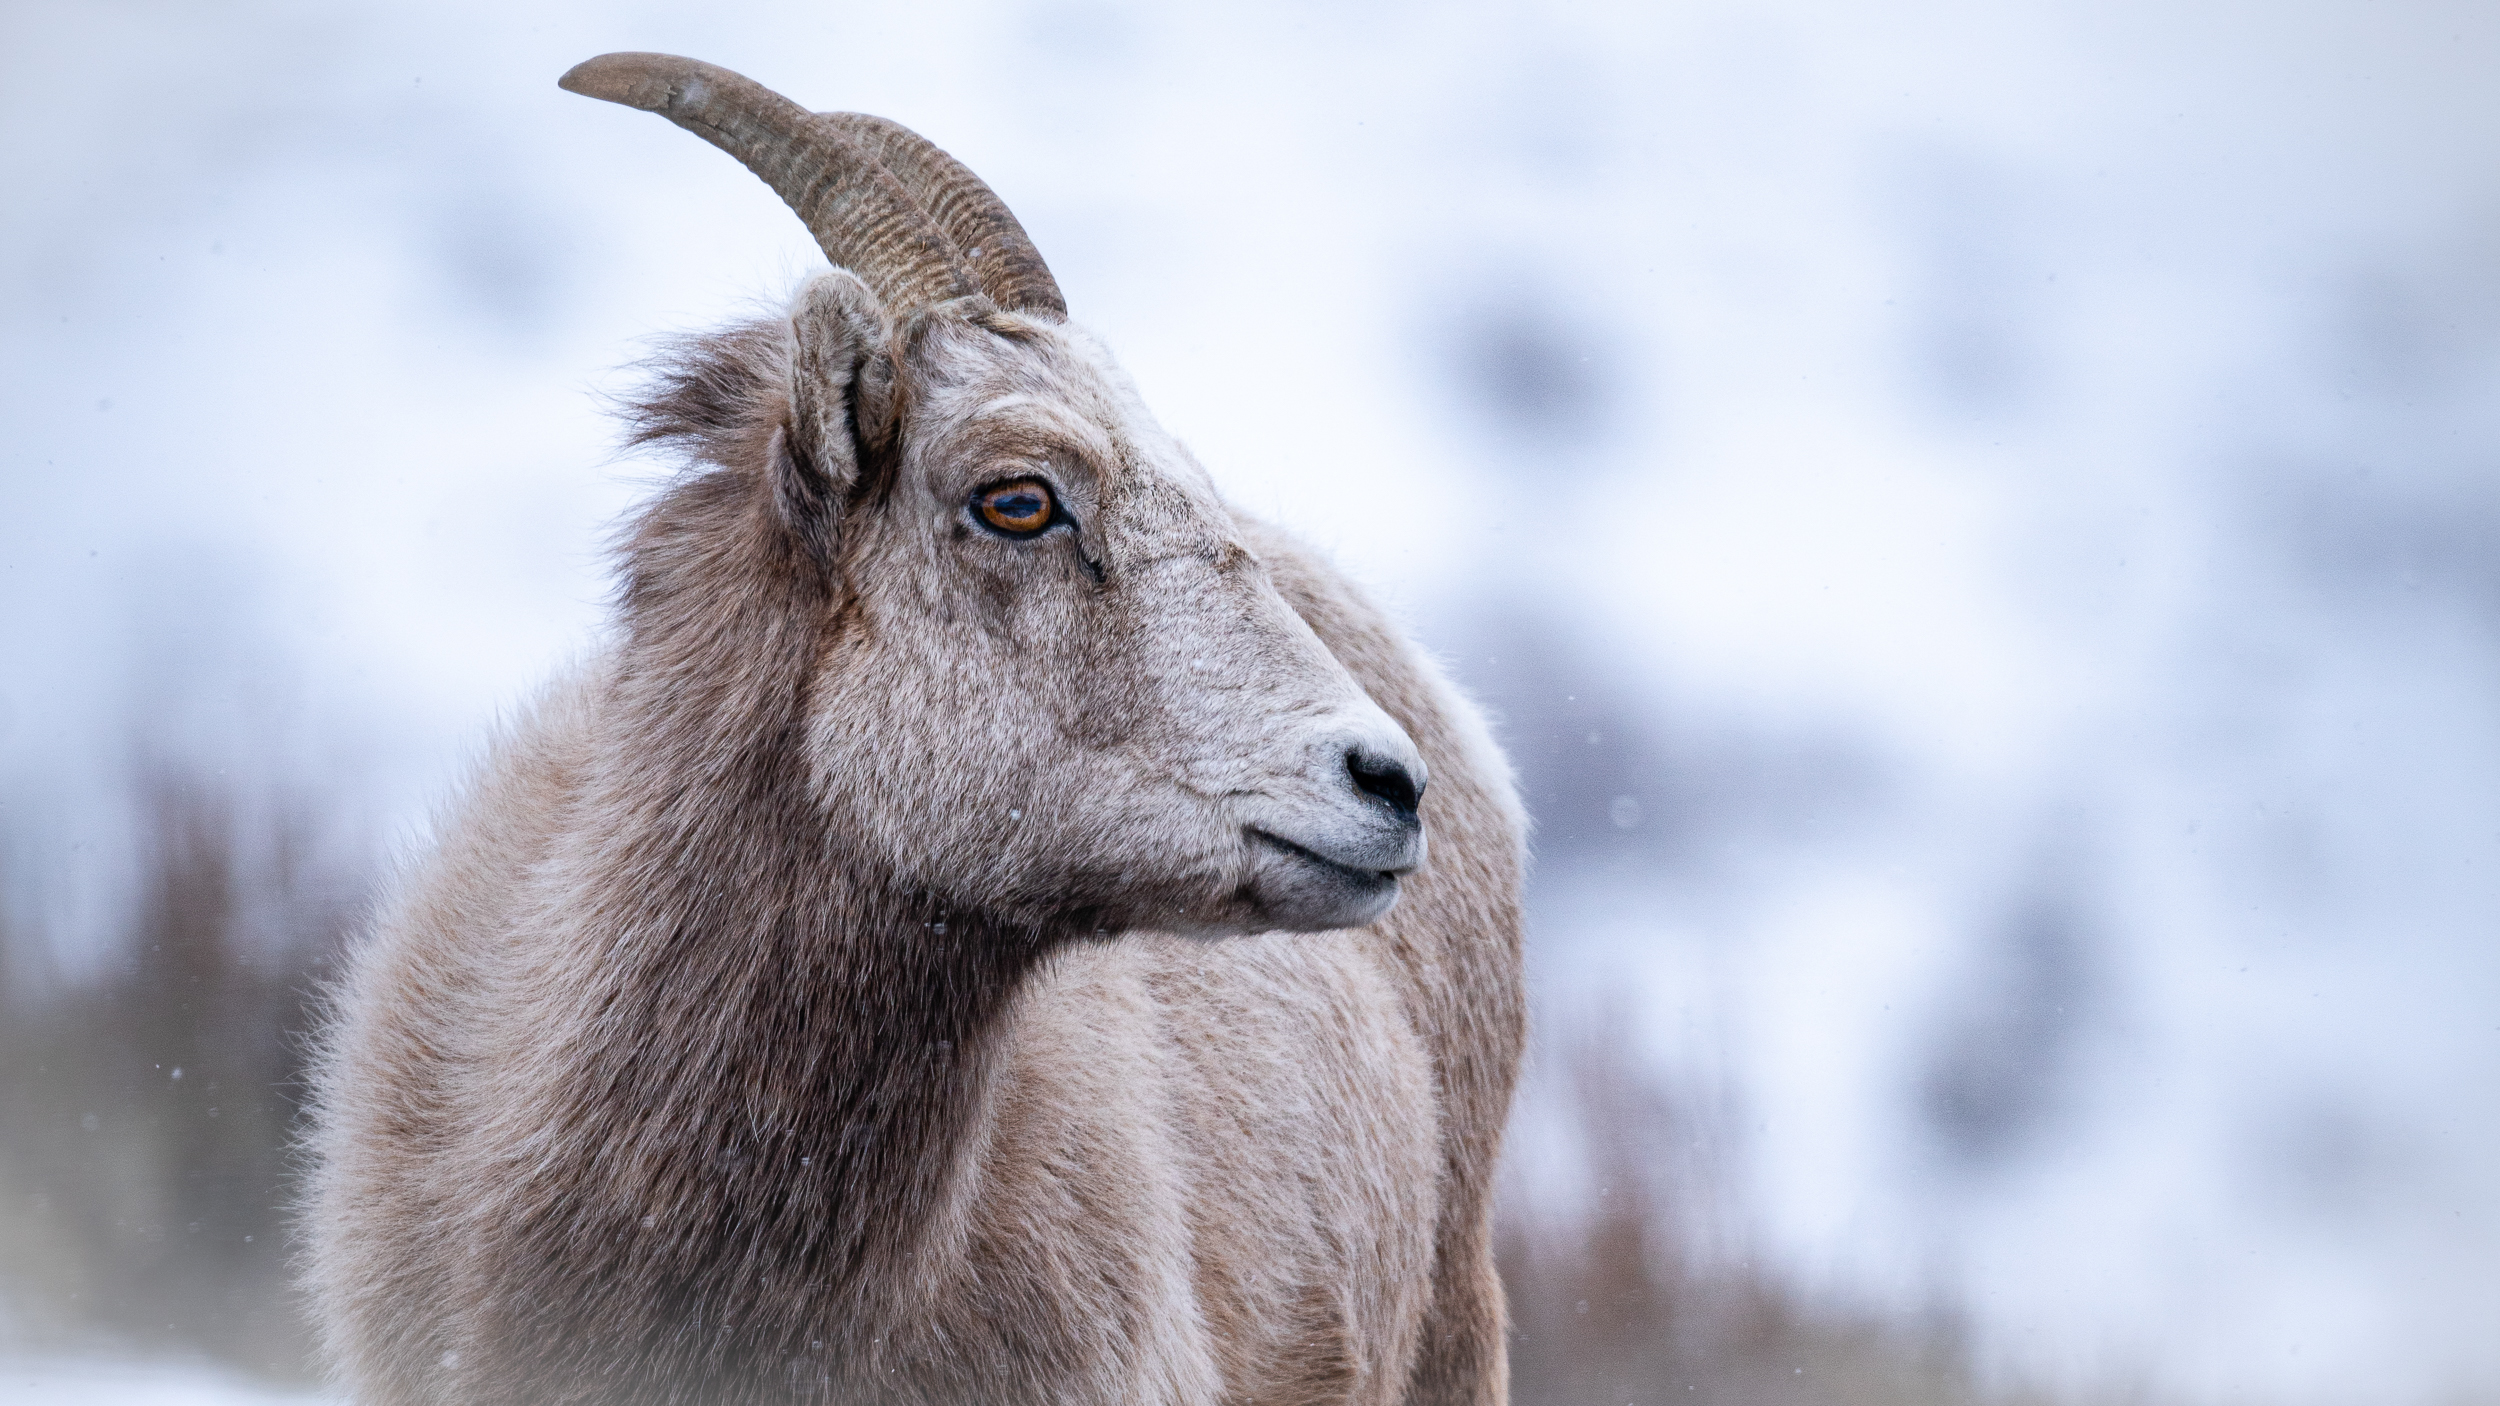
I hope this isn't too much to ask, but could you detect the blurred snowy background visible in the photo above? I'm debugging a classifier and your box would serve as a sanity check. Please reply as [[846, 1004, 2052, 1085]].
[[5, 0, 2498, 1402]]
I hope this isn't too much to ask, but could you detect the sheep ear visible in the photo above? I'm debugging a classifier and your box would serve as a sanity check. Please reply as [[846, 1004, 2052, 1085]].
[[781, 271, 893, 549]]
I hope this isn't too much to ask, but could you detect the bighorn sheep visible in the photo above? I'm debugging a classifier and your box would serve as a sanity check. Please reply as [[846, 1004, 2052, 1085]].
[[303, 52, 1525, 1406]]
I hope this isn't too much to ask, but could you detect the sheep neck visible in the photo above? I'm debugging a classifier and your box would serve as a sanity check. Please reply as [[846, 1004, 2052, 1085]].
[[515, 484, 1064, 1360]]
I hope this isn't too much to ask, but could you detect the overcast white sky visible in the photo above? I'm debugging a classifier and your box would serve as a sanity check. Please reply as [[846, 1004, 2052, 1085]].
[[8, 2, 2500, 1401]]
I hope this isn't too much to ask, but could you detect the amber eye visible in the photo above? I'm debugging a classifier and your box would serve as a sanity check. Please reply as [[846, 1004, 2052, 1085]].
[[974, 479, 1057, 537]]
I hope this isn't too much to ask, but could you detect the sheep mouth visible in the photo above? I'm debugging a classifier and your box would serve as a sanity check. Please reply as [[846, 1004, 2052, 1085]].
[[1238, 827, 1410, 932], [1247, 829, 1403, 890]]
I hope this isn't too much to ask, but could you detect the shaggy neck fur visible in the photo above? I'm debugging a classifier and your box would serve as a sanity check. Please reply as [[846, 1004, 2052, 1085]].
[[472, 452, 1063, 1395]]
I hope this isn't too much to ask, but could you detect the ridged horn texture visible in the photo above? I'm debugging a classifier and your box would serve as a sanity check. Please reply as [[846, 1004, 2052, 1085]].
[[822, 113, 1066, 317], [559, 52, 977, 315]]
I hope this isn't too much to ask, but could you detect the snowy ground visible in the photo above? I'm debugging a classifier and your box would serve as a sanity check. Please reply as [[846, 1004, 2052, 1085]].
[[0, 1358, 327, 1406]]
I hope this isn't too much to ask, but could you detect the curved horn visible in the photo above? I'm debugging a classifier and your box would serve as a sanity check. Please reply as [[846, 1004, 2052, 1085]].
[[560, 53, 976, 314], [821, 113, 1067, 318]]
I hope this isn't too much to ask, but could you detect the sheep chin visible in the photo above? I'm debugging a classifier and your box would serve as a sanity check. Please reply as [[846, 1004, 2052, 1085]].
[[1239, 829, 1406, 933]]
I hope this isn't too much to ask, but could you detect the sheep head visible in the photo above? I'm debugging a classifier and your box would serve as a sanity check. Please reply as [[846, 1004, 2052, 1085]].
[[568, 53, 1427, 938]]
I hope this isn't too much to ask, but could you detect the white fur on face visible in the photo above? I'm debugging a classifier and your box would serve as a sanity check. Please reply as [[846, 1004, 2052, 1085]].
[[806, 305, 1425, 937]]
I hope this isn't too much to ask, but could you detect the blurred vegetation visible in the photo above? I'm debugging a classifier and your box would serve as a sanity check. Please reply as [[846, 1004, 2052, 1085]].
[[1497, 1027, 2090, 1406], [0, 769, 358, 1383], [0, 769, 2124, 1403]]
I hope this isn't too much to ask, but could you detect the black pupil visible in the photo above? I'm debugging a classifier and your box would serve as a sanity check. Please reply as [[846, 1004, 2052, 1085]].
[[992, 489, 1047, 526]]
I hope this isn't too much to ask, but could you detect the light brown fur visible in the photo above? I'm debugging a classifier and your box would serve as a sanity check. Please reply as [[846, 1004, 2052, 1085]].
[[302, 273, 1525, 1405]]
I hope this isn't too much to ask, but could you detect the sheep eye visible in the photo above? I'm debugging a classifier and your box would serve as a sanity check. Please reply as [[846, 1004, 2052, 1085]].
[[974, 479, 1056, 537]]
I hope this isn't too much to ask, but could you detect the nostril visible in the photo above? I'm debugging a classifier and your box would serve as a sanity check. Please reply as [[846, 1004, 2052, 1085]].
[[1347, 749, 1423, 818]]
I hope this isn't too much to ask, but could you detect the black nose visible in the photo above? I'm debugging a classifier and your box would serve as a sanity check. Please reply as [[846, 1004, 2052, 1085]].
[[1347, 749, 1424, 819]]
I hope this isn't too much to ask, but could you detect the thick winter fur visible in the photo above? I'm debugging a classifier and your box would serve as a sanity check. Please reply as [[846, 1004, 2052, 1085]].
[[302, 274, 1526, 1405]]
